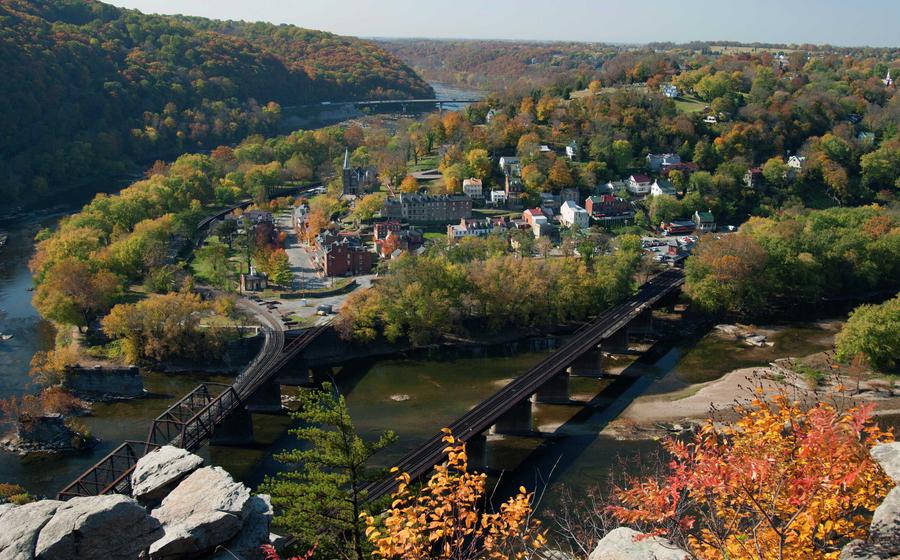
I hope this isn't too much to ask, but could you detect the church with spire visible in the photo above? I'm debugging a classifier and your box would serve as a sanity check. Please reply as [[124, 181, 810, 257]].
[[341, 148, 378, 197]]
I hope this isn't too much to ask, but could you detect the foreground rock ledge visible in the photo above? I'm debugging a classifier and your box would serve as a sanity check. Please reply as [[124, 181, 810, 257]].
[[131, 445, 204, 503], [588, 527, 690, 560]]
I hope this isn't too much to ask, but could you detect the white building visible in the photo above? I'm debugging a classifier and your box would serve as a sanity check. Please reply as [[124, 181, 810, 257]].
[[650, 179, 677, 197], [560, 200, 590, 229], [566, 141, 578, 160], [661, 84, 679, 98], [490, 190, 508, 206], [462, 178, 484, 200], [788, 155, 806, 170], [627, 174, 653, 196], [531, 215, 549, 238]]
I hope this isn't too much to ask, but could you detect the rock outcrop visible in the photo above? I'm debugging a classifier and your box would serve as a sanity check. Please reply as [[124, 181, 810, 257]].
[[150, 466, 252, 559], [871, 442, 900, 484], [0, 500, 61, 560], [34, 495, 163, 560], [1, 414, 92, 455], [131, 446, 204, 503], [0, 451, 272, 560], [588, 527, 690, 560], [840, 442, 900, 560]]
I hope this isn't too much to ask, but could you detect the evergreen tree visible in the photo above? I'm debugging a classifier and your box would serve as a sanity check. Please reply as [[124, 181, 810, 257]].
[[261, 383, 396, 560]]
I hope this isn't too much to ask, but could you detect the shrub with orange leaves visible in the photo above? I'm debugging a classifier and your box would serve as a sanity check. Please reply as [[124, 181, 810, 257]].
[[608, 395, 894, 560], [364, 429, 546, 560]]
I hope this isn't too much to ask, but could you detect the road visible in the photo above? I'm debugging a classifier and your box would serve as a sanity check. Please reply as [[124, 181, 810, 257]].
[[272, 210, 374, 325]]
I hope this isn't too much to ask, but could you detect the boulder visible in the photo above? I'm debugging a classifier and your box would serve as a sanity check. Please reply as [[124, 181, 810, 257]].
[[869, 486, 900, 551], [150, 467, 251, 560], [588, 527, 690, 560], [0, 500, 61, 560], [211, 495, 273, 560], [871, 442, 900, 484], [131, 446, 203, 503], [34, 495, 162, 560]]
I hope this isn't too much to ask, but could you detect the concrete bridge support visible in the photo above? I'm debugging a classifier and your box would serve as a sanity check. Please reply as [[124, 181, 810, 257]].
[[465, 433, 488, 472], [630, 308, 654, 336], [602, 327, 630, 354], [568, 349, 605, 377], [490, 400, 533, 435], [307, 366, 334, 386], [210, 409, 254, 446], [244, 380, 283, 413], [530, 371, 570, 404], [276, 359, 310, 387]]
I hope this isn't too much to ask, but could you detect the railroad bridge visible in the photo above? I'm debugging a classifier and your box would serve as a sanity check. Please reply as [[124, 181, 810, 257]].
[[58, 269, 683, 501], [57, 312, 327, 500], [361, 268, 684, 502]]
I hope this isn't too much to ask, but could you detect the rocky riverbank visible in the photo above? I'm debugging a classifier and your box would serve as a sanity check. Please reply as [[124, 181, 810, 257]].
[[0, 446, 278, 560]]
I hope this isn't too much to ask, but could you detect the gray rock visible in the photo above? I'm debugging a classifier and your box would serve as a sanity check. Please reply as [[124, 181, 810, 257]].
[[0, 500, 61, 560], [839, 540, 880, 560], [870, 486, 900, 547], [150, 467, 251, 560], [588, 527, 690, 560], [131, 445, 203, 503], [871, 442, 900, 484], [211, 495, 273, 560], [34, 495, 162, 560]]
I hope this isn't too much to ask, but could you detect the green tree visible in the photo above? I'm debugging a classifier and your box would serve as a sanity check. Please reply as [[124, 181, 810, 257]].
[[610, 139, 632, 174], [835, 295, 900, 372], [261, 383, 396, 560], [749, 66, 776, 105], [762, 156, 789, 187]]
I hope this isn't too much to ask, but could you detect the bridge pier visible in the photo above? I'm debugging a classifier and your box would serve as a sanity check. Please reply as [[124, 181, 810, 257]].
[[244, 380, 283, 413], [210, 409, 254, 446], [630, 308, 654, 336], [307, 366, 334, 386], [276, 359, 310, 386], [602, 327, 630, 354], [490, 400, 532, 435], [530, 371, 570, 404], [568, 349, 606, 377], [465, 433, 488, 472]]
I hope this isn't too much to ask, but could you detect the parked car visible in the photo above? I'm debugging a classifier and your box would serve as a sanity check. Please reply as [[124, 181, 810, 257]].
[[316, 304, 333, 316]]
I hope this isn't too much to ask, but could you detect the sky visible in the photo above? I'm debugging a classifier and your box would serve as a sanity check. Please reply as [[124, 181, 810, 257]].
[[105, 0, 899, 48]]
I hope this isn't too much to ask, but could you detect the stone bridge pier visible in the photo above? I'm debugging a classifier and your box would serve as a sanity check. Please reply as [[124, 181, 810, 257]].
[[490, 400, 533, 436], [530, 371, 571, 404], [568, 349, 605, 377], [601, 326, 630, 354], [630, 308, 654, 336], [244, 380, 283, 413]]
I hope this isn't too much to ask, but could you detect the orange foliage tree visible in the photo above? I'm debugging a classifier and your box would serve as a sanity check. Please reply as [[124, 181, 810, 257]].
[[608, 394, 894, 560], [364, 429, 546, 560]]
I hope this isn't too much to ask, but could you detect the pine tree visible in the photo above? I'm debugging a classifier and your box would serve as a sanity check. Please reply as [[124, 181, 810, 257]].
[[261, 383, 396, 560]]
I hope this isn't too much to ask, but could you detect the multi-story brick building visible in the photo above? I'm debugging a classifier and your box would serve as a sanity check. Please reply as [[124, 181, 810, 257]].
[[382, 193, 472, 224]]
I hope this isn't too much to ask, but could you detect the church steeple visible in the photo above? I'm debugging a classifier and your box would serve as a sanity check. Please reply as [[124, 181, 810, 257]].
[[343, 147, 350, 170]]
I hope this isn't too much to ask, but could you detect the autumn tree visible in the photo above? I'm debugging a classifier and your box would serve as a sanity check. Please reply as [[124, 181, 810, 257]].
[[101, 291, 224, 363], [351, 192, 387, 223], [465, 148, 492, 181], [267, 249, 294, 287], [365, 429, 546, 560], [32, 259, 121, 330], [548, 158, 574, 189], [262, 383, 396, 560], [399, 175, 420, 193], [684, 233, 770, 315], [609, 394, 894, 560], [835, 294, 900, 372]]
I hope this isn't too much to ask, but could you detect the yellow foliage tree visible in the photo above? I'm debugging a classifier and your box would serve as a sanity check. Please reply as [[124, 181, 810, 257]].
[[364, 429, 546, 560]]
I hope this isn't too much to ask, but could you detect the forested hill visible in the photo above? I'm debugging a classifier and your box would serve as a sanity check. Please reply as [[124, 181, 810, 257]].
[[0, 0, 432, 206]]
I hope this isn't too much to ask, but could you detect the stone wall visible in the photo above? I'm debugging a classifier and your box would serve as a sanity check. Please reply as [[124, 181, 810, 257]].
[[63, 366, 144, 399]]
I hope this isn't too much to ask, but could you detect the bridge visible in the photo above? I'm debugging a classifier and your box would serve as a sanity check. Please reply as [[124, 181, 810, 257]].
[[57, 307, 328, 500], [285, 98, 481, 114], [361, 268, 685, 501]]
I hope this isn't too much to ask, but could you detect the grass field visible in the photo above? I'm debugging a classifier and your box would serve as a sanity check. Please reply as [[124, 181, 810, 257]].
[[673, 95, 707, 114]]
